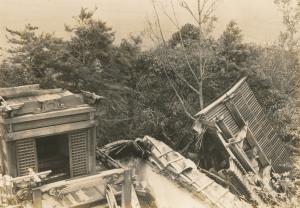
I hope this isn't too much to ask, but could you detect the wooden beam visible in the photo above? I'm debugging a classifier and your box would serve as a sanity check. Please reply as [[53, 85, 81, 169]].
[[106, 184, 120, 208], [0, 85, 40, 98], [89, 127, 97, 174], [32, 188, 42, 208], [5, 120, 97, 141], [131, 185, 141, 208], [40, 169, 124, 192], [193, 118, 216, 133], [215, 116, 234, 141], [4, 89, 63, 99], [4, 106, 94, 124], [209, 126, 256, 174], [224, 101, 245, 128], [246, 128, 271, 168], [11, 113, 90, 132], [6, 142, 17, 177], [11, 170, 51, 183], [225, 125, 248, 147], [122, 169, 132, 208]]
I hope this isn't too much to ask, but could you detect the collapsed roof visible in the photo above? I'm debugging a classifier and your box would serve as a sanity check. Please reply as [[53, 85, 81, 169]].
[[194, 77, 292, 173]]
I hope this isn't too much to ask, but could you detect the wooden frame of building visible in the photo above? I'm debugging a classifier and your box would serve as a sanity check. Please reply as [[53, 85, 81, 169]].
[[0, 85, 97, 179]]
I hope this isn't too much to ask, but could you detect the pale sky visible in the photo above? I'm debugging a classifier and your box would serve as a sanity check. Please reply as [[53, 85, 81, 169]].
[[0, 0, 284, 52]]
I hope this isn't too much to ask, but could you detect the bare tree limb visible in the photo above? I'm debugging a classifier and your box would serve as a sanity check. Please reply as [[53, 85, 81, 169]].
[[170, 0, 200, 85], [152, 0, 196, 120], [181, 1, 199, 25], [152, 3, 201, 95]]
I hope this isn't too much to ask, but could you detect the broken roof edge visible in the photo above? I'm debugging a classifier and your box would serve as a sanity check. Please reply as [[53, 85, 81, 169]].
[[195, 77, 248, 117]]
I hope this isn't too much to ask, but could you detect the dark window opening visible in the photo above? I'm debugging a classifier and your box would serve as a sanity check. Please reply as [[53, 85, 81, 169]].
[[36, 134, 70, 179]]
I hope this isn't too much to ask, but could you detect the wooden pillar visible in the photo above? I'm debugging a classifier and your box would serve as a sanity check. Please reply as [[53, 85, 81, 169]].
[[216, 116, 234, 141], [224, 101, 245, 128], [6, 141, 17, 177], [122, 169, 132, 208], [89, 127, 96, 174], [32, 188, 42, 208]]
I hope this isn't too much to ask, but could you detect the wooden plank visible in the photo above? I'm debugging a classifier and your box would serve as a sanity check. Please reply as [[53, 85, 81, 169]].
[[216, 117, 234, 140], [4, 106, 95, 124], [6, 142, 17, 177], [7, 96, 84, 116], [40, 169, 124, 192], [67, 193, 78, 205], [246, 129, 271, 168], [94, 183, 106, 197], [224, 101, 245, 128], [106, 184, 120, 208], [122, 169, 132, 208], [76, 189, 90, 202], [131, 185, 141, 208], [88, 127, 97, 174], [12, 113, 90, 132], [197, 180, 214, 192], [5, 120, 97, 141], [32, 188, 42, 208], [5, 89, 64, 99], [0, 85, 40, 98], [11, 170, 51, 183]]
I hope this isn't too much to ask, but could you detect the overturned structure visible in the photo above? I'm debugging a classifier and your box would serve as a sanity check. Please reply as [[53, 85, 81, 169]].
[[194, 77, 292, 173], [193, 77, 293, 202]]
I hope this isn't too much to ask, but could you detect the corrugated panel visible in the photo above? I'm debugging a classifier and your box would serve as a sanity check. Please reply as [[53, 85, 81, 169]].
[[233, 82, 292, 173], [16, 139, 37, 176], [206, 104, 227, 121], [69, 131, 89, 177], [200, 79, 292, 173], [205, 104, 240, 135]]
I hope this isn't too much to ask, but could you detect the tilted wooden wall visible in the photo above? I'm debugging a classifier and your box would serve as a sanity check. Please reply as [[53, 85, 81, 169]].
[[199, 80, 292, 173]]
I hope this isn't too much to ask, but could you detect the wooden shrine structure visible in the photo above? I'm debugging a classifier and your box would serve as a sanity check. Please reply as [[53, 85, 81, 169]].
[[0, 84, 97, 179]]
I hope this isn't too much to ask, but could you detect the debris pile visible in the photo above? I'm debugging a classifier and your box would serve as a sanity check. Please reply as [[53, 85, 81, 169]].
[[97, 136, 252, 207], [0, 175, 18, 207]]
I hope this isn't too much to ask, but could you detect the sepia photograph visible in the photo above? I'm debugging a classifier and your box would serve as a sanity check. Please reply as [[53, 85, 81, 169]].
[[0, 0, 299, 207]]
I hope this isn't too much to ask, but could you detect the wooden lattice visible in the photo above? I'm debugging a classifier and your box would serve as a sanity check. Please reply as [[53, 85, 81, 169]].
[[69, 131, 88, 177], [16, 139, 37, 176]]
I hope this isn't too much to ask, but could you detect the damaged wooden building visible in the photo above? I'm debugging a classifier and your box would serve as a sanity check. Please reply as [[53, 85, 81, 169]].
[[0, 78, 295, 207], [0, 84, 97, 179], [193, 77, 293, 199]]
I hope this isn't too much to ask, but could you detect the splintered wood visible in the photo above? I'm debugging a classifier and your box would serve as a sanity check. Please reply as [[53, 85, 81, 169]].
[[0, 174, 18, 207]]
